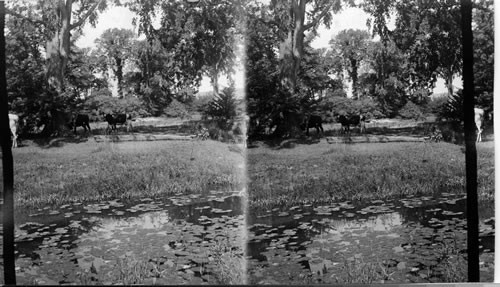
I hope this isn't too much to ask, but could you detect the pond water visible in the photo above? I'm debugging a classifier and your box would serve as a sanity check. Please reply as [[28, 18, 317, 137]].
[[247, 192, 495, 284], [1, 190, 246, 285]]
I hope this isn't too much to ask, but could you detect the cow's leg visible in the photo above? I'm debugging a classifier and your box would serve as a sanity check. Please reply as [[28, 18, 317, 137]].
[[106, 123, 112, 135], [11, 133, 17, 148]]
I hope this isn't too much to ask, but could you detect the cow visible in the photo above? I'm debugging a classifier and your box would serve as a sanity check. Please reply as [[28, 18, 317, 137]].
[[475, 107, 485, 142], [105, 113, 132, 134], [8, 113, 19, 148], [300, 114, 324, 136], [337, 114, 366, 134], [68, 114, 91, 135]]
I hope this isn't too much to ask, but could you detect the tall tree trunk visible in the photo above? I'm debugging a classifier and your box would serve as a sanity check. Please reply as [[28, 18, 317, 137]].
[[46, 0, 72, 93], [275, 0, 306, 137], [114, 56, 123, 98], [211, 69, 219, 96], [279, 0, 305, 92], [460, 0, 479, 281], [350, 58, 358, 99], [443, 69, 455, 97], [0, 1, 16, 283], [43, 0, 73, 136]]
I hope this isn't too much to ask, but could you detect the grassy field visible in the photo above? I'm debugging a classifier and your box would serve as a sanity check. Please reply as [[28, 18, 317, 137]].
[[248, 140, 494, 209], [7, 138, 245, 209]]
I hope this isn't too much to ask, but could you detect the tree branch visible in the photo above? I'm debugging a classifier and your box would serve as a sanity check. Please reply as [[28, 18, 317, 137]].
[[303, 2, 333, 30], [70, 0, 104, 30]]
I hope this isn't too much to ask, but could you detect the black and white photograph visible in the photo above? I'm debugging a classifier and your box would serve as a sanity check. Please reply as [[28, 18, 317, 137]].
[[1, 0, 247, 284], [245, 0, 494, 284], [0, 0, 495, 285]]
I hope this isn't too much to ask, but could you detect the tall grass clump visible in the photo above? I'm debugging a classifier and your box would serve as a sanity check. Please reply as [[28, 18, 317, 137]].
[[332, 256, 391, 284], [210, 236, 246, 284]]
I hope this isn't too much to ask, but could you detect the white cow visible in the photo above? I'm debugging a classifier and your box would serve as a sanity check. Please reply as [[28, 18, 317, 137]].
[[8, 113, 19, 148], [474, 107, 484, 142]]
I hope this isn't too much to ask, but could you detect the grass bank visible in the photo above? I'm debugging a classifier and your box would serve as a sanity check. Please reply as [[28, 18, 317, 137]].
[[248, 140, 494, 209], [10, 139, 245, 209]]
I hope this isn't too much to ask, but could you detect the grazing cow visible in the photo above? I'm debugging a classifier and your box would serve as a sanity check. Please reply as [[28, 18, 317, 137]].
[[337, 114, 366, 134], [8, 113, 19, 148], [300, 114, 324, 136], [475, 107, 485, 142], [105, 113, 132, 134], [68, 114, 91, 134]]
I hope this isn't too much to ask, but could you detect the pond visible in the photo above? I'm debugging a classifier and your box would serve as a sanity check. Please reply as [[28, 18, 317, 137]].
[[1, 190, 246, 285], [247, 192, 495, 284]]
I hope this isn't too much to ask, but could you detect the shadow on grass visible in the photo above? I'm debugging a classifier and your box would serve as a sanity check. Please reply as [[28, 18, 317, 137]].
[[31, 136, 91, 148], [89, 121, 200, 136], [248, 135, 322, 149], [248, 124, 435, 149]]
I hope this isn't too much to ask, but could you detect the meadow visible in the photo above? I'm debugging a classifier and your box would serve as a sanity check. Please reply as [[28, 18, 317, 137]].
[[248, 140, 494, 209], [9, 138, 245, 209]]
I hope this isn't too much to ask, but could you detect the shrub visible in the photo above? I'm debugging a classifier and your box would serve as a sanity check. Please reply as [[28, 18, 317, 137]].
[[163, 99, 191, 119], [428, 93, 449, 114], [319, 96, 384, 122], [203, 86, 238, 129], [84, 89, 149, 119], [398, 101, 425, 120]]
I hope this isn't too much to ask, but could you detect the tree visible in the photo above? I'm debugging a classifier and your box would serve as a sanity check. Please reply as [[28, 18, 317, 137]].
[[196, 0, 243, 95], [461, 0, 479, 281], [362, 0, 462, 98], [6, 0, 111, 135], [245, 1, 281, 136], [259, 0, 350, 137], [360, 40, 408, 117], [472, 0, 493, 112], [329, 29, 371, 99], [298, 46, 341, 101], [5, 6, 47, 132], [128, 0, 243, 96], [95, 28, 135, 98], [272, 0, 343, 92], [125, 38, 196, 116], [1, 2, 16, 284], [66, 46, 108, 100]]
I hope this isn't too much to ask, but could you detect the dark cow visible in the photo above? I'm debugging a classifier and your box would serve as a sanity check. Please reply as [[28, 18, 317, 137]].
[[105, 113, 132, 134], [300, 115, 324, 136], [337, 114, 366, 134], [68, 114, 91, 134]]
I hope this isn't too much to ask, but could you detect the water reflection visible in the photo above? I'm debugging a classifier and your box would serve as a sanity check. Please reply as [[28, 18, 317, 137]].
[[248, 193, 494, 283], [9, 191, 244, 285]]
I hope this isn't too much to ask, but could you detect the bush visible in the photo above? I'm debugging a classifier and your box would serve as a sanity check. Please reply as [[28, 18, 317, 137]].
[[193, 92, 214, 113], [319, 96, 384, 123], [163, 99, 191, 119], [427, 93, 449, 114], [84, 89, 149, 119], [203, 86, 238, 128], [398, 101, 425, 120]]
